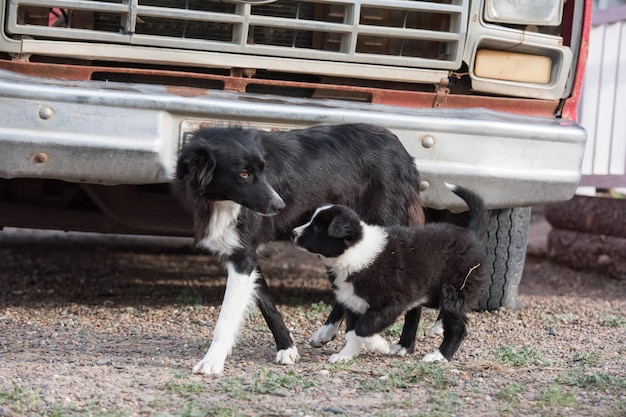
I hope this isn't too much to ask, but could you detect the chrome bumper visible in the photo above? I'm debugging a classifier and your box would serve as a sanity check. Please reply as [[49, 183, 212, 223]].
[[0, 69, 586, 210]]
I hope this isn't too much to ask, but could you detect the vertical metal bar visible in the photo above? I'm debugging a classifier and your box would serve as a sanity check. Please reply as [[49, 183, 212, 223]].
[[182, 0, 190, 38], [126, 0, 138, 35]]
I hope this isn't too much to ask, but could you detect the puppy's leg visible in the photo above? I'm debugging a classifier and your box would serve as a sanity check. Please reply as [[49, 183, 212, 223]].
[[255, 271, 299, 365], [193, 262, 258, 375], [427, 311, 444, 338], [423, 284, 467, 362], [390, 307, 422, 356], [362, 334, 390, 354], [310, 303, 344, 348], [354, 306, 408, 356], [329, 331, 367, 363], [329, 312, 363, 363], [354, 306, 403, 337]]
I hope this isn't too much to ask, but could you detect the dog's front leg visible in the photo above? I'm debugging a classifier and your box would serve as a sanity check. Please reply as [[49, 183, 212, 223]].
[[255, 272, 299, 365], [310, 302, 344, 347], [192, 262, 259, 375]]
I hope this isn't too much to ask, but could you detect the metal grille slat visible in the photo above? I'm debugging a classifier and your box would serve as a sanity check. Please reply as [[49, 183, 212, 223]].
[[7, 0, 468, 69]]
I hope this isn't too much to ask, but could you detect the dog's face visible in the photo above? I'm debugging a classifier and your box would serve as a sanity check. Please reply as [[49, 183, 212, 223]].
[[292, 205, 363, 257], [174, 127, 286, 215]]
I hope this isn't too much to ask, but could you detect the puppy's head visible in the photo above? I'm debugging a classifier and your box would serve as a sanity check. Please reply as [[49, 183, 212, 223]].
[[292, 205, 363, 257], [172, 127, 285, 215]]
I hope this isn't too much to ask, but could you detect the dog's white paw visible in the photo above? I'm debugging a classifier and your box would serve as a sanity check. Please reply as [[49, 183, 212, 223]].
[[389, 344, 408, 356], [363, 335, 389, 354], [422, 350, 447, 363], [310, 323, 340, 348], [192, 355, 226, 375], [328, 353, 355, 364], [275, 346, 300, 365], [427, 319, 444, 338]]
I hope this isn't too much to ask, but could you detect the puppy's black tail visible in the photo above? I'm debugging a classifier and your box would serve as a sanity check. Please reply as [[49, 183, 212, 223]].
[[445, 183, 488, 236]]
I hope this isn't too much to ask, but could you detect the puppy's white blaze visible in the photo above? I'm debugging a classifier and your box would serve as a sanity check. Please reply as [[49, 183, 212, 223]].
[[310, 322, 341, 347], [192, 263, 259, 375], [422, 350, 447, 363], [328, 222, 388, 314], [293, 204, 335, 236], [199, 201, 243, 256], [328, 330, 363, 363]]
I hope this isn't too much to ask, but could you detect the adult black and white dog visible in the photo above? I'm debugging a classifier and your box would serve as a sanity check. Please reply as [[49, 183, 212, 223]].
[[172, 123, 424, 374], [292, 183, 488, 363]]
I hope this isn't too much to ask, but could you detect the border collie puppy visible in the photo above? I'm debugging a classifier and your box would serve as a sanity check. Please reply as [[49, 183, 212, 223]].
[[292, 183, 488, 363], [172, 123, 424, 374]]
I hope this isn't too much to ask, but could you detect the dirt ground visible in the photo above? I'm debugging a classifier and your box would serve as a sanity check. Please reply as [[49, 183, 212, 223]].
[[0, 218, 625, 417]]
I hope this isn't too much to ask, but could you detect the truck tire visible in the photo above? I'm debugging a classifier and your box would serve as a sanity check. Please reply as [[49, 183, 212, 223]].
[[477, 207, 531, 311]]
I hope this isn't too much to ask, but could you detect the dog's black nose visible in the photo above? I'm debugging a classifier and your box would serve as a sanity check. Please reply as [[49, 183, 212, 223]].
[[272, 197, 286, 212]]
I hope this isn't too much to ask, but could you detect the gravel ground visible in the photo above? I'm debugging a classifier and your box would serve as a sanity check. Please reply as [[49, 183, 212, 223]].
[[0, 223, 625, 417]]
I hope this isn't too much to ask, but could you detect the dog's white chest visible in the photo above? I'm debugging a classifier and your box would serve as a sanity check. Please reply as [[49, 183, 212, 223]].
[[198, 201, 243, 256], [334, 277, 369, 314]]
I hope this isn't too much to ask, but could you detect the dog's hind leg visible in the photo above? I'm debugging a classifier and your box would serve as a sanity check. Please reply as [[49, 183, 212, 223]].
[[255, 271, 300, 365], [423, 284, 468, 362], [390, 307, 422, 356], [192, 262, 259, 375], [310, 303, 344, 348]]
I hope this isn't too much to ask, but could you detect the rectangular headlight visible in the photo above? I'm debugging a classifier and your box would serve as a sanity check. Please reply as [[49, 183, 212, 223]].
[[484, 0, 564, 26]]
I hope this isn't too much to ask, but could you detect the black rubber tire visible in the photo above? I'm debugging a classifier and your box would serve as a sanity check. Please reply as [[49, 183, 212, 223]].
[[477, 207, 531, 311]]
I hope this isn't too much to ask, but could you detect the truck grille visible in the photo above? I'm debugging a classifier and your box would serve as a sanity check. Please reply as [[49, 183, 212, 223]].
[[7, 0, 468, 70]]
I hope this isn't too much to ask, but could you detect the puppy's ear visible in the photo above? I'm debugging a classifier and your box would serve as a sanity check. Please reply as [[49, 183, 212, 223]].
[[328, 216, 361, 241]]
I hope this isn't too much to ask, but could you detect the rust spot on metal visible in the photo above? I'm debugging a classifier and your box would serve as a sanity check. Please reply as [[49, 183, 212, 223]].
[[0, 60, 560, 117], [33, 153, 48, 163], [163, 85, 209, 98]]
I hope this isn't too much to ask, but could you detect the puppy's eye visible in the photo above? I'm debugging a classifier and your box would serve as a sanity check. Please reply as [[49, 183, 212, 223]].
[[239, 170, 250, 179]]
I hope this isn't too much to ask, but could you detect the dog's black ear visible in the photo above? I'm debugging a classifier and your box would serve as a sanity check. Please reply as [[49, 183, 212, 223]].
[[175, 156, 189, 180], [328, 215, 361, 241], [178, 146, 216, 190], [192, 150, 216, 190]]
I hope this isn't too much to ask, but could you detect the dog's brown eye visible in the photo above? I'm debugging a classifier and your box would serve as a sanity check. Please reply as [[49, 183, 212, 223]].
[[239, 170, 250, 178]]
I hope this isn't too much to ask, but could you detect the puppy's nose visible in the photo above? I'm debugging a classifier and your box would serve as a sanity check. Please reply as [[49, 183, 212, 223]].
[[291, 229, 298, 239]]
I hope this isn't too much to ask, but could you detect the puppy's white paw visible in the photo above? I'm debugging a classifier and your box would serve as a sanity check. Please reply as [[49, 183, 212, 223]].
[[389, 344, 408, 356], [363, 335, 389, 354], [427, 319, 444, 338], [422, 350, 447, 363], [192, 356, 225, 375], [328, 353, 354, 364], [310, 323, 340, 347], [275, 346, 300, 365]]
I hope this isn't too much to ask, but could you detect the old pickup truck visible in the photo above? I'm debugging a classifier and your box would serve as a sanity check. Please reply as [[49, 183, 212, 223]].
[[0, 0, 590, 309]]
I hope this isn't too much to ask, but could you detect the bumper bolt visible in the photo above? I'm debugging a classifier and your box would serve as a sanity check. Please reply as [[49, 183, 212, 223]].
[[34, 153, 48, 163]]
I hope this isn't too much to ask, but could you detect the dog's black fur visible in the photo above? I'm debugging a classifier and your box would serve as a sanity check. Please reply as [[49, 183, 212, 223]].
[[172, 123, 424, 374], [292, 184, 488, 363]]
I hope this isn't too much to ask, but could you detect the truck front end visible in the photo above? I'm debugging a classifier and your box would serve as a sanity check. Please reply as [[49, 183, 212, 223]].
[[0, 0, 591, 308]]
